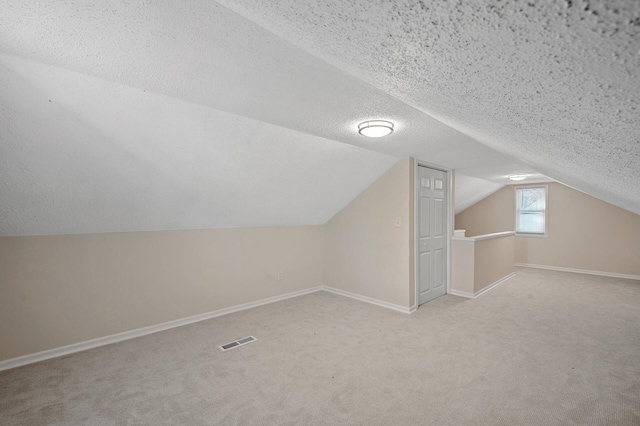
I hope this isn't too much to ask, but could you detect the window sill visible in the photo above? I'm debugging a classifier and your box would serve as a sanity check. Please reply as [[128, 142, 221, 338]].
[[515, 233, 549, 238]]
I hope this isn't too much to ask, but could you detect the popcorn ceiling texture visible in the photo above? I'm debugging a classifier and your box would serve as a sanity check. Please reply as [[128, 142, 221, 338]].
[[0, 54, 398, 235], [217, 0, 640, 213], [454, 173, 504, 215], [0, 0, 638, 235]]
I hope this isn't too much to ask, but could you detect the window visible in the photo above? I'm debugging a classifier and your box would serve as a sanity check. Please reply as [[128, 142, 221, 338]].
[[515, 186, 547, 235]]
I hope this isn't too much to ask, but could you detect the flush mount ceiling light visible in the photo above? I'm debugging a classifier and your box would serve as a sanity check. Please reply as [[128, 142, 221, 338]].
[[358, 120, 394, 137], [508, 174, 527, 181]]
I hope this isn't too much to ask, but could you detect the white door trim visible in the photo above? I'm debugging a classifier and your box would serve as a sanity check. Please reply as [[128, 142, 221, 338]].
[[413, 160, 452, 309]]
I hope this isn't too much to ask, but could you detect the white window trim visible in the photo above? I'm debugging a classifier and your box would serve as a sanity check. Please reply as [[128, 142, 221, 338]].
[[514, 184, 548, 237]]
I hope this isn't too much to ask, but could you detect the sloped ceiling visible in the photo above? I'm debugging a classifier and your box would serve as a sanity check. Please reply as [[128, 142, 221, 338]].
[[454, 173, 505, 215], [217, 0, 639, 211], [0, 0, 638, 235], [0, 54, 402, 235]]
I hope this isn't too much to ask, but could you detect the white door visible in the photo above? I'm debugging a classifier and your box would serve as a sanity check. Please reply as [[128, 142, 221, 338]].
[[417, 165, 448, 305]]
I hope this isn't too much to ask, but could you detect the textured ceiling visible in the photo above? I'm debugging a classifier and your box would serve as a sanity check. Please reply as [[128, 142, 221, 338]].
[[454, 173, 505, 215], [217, 0, 640, 212], [0, 0, 638, 235], [0, 53, 398, 235]]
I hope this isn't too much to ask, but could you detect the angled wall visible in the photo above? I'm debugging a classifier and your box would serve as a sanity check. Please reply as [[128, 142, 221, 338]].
[[0, 157, 417, 365], [455, 186, 514, 236], [323, 158, 414, 309], [0, 227, 323, 361], [455, 183, 640, 277]]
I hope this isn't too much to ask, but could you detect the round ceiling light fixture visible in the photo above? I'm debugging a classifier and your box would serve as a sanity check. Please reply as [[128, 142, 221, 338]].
[[508, 174, 527, 181], [358, 120, 394, 138]]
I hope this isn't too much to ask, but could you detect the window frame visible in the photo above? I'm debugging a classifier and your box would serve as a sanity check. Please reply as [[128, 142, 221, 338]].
[[514, 185, 548, 237]]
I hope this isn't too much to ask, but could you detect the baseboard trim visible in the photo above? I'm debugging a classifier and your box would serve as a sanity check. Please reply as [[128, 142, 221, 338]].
[[515, 263, 640, 281], [0, 286, 323, 372], [450, 272, 516, 299], [449, 289, 474, 299], [322, 286, 412, 314]]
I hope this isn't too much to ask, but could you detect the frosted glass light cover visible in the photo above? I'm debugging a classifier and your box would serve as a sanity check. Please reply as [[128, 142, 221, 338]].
[[358, 120, 394, 137]]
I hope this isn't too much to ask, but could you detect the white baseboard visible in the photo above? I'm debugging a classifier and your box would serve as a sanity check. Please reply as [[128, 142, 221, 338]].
[[0, 286, 323, 372], [322, 286, 412, 314], [515, 263, 640, 281], [0, 285, 414, 372], [450, 272, 516, 299], [449, 289, 474, 299]]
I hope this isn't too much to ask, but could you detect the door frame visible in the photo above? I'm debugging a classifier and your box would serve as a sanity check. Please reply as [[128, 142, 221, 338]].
[[413, 160, 453, 310]]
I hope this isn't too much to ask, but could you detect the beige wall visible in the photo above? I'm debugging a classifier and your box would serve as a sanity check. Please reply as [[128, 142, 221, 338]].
[[455, 183, 640, 276], [451, 235, 515, 295], [455, 185, 514, 236], [1, 156, 419, 362], [0, 226, 324, 361], [5, 166, 635, 365], [451, 239, 474, 294], [516, 183, 640, 275], [323, 158, 413, 308], [474, 236, 515, 292]]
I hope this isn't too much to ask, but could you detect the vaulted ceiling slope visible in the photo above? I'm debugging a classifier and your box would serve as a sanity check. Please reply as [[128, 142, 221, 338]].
[[454, 173, 504, 215], [217, 0, 640, 212], [0, 53, 399, 235], [0, 1, 638, 236]]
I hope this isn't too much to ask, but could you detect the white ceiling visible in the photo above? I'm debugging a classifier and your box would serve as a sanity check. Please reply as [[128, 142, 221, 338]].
[[0, 53, 399, 235], [1, 0, 638, 235], [454, 173, 505, 215]]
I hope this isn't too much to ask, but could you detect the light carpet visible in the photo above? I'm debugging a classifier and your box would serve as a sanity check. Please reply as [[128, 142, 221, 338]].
[[1, 267, 639, 425]]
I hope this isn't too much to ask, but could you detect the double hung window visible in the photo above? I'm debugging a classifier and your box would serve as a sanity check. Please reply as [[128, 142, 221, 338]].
[[515, 186, 547, 235]]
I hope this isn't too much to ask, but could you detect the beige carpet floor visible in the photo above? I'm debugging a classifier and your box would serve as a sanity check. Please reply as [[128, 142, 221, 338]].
[[1, 267, 639, 425]]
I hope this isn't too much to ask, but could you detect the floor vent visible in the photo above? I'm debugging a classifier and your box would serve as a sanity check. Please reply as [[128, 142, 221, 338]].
[[219, 336, 257, 351]]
